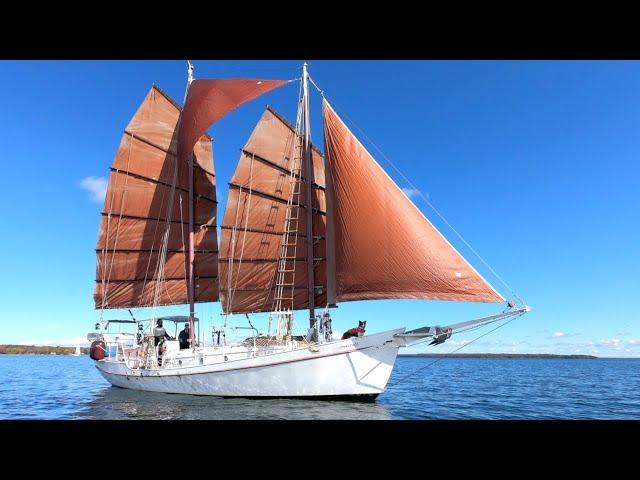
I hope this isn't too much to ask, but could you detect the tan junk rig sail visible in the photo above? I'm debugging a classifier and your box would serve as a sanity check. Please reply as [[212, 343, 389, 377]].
[[95, 85, 218, 309], [95, 79, 287, 310], [219, 107, 329, 314]]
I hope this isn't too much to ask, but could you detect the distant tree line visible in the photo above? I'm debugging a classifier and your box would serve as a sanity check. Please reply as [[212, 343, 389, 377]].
[[399, 353, 597, 359], [0, 345, 88, 355]]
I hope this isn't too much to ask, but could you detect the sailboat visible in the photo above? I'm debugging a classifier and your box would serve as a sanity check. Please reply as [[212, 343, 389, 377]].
[[87, 62, 530, 399], [73, 344, 81, 356]]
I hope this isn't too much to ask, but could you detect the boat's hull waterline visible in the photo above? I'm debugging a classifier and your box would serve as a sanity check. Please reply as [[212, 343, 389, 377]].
[[94, 329, 403, 398]]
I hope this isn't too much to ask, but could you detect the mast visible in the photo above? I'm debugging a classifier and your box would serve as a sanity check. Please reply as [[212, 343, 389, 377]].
[[302, 63, 316, 328], [185, 61, 196, 348]]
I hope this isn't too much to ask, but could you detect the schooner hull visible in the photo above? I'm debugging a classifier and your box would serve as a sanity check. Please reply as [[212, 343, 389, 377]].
[[94, 329, 403, 398]]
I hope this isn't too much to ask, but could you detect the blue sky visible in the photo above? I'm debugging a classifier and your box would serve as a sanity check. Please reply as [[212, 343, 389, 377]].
[[0, 60, 638, 357]]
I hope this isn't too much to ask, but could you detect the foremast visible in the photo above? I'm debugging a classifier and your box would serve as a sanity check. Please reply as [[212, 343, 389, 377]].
[[185, 61, 196, 349], [301, 63, 316, 328], [272, 63, 316, 338]]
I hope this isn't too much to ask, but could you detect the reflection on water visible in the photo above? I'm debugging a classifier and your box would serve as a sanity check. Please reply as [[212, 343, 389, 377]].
[[82, 387, 391, 420]]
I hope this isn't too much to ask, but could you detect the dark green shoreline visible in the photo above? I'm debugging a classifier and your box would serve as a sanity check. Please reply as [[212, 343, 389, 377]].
[[0, 345, 88, 355]]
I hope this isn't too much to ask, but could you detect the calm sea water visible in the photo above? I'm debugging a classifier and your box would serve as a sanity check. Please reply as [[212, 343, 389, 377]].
[[0, 355, 638, 420]]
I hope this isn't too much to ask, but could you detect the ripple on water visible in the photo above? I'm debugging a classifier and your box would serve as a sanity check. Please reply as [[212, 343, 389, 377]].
[[1, 355, 639, 419]]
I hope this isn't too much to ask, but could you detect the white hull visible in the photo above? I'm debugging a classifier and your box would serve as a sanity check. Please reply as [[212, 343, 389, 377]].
[[94, 329, 403, 398]]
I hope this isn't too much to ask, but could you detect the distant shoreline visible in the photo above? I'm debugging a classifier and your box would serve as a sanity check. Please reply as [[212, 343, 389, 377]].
[[0, 345, 627, 360], [399, 353, 598, 359], [0, 345, 88, 355]]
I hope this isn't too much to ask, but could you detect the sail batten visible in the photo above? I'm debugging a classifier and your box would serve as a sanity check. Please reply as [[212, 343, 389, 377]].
[[240, 149, 327, 190], [108, 167, 217, 202], [227, 182, 326, 213], [322, 99, 504, 304]]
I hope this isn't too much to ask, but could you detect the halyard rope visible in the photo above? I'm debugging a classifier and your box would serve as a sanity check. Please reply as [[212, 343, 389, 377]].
[[100, 131, 134, 311], [229, 154, 254, 308], [180, 194, 188, 303]]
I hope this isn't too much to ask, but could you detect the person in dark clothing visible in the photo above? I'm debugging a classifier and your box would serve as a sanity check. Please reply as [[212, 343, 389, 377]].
[[178, 323, 191, 350]]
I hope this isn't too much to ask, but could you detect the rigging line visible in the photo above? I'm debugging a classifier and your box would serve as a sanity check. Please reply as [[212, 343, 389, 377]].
[[98, 217, 111, 320], [140, 185, 171, 306], [227, 183, 244, 313], [308, 75, 324, 97], [152, 215, 167, 308], [273, 86, 306, 313], [289, 137, 304, 313], [229, 154, 255, 308], [152, 231, 172, 319], [262, 78, 305, 314], [99, 173, 118, 315], [261, 127, 300, 313], [150, 152, 182, 316], [387, 312, 525, 388], [102, 131, 135, 310], [140, 154, 175, 306], [318, 92, 524, 306], [179, 194, 188, 303], [290, 86, 307, 313], [149, 95, 194, 314], [149, 212, 170, 310], [98, 130, 133, 311], [162, 275, 177, 306]]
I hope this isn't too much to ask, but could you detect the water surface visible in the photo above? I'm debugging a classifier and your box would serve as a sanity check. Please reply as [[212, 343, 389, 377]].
[[0, 355, 638, 419]]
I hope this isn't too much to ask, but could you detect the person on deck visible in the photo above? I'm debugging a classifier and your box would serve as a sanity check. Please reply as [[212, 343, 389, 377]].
[[153, 319, 172, 346], [153, 319, 172, 366], [178, 323, 192, 350]]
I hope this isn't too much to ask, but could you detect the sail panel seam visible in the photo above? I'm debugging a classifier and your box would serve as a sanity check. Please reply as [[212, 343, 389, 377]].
[[109, 167, 217, 203], [227, 183, 326, 215], [240, 149, 326, 191]]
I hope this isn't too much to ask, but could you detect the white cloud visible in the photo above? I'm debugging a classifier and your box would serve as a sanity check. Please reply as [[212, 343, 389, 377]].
[[80, 176, 107, 203], [547, 331, 581, 340]]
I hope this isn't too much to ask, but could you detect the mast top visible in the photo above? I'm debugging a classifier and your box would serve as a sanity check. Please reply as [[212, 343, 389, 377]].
[[187, 60, 194, 85], [183, 60, 195, 104]]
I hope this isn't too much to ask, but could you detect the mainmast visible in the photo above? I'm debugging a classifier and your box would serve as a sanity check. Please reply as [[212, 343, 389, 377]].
[[302, 63, 316, 328], [185, 60, 196, 348]]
